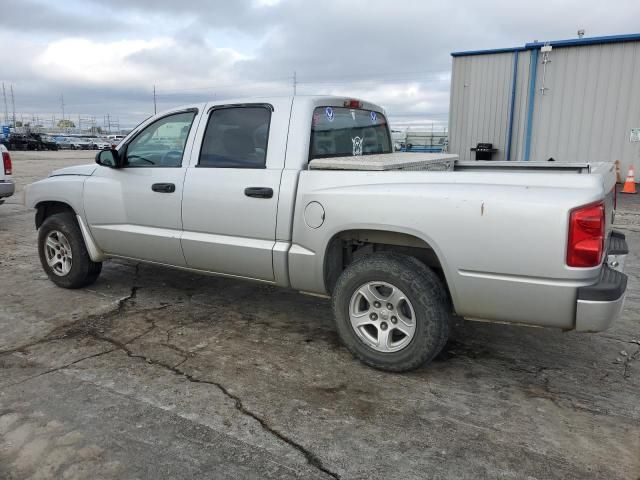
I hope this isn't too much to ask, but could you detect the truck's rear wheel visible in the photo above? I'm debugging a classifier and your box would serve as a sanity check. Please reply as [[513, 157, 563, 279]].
[[38, 212, 102, 289], [332, 253, 449, 372]]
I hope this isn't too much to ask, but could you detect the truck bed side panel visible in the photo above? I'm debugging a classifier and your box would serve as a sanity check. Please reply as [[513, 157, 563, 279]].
[[289, 170, 606, 328]]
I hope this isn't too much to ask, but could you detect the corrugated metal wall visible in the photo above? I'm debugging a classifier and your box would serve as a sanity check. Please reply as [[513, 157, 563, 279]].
[[530, 43, 640, 173], [449, 41, 640, 176], [448, 52, 514, 161]]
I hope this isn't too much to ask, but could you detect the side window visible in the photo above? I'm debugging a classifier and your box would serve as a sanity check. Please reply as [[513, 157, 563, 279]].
[[199, 106, 271, 168], [124, 111, 196, 167]]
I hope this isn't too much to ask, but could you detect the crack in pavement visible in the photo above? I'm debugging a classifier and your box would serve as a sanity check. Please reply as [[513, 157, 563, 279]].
[[0, 280, 141, 357], [3, 347, 118, 388], [1, 266, 341, 479], [622, 346, 640, 379], [88, 332, 341, 480]]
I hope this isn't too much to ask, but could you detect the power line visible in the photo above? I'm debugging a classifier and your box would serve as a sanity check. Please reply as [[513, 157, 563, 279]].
[[153, 84, 157, 115]]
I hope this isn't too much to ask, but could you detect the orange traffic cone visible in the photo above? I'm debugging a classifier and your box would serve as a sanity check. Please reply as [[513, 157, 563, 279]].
[[621, 166, 637, 194]]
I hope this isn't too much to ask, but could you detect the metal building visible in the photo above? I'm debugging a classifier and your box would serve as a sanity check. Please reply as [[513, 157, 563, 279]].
[[448, 33, 640, 177]]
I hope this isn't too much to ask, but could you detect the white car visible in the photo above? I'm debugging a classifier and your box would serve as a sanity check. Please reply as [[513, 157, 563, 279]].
[[0, 144, 14, 204], [90, 138, 111, 150]]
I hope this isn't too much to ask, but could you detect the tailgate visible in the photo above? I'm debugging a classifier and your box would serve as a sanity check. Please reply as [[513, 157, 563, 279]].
[[590, 162, 617, 237]]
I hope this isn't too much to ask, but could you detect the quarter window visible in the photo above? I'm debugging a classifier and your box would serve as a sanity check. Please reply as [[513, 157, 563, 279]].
[[124, 111, 196, 167], [199, 106, 271, 168]]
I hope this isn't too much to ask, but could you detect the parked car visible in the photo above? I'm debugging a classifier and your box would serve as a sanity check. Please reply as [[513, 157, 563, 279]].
[[0, 144, 14, 205], [25, 96, 629, 372], [4, 133, 41, 151], [55, 137, 91, 150], [36, 134, 58, 150], [89, 138, 111, 150], [69, 137, 92, 150]]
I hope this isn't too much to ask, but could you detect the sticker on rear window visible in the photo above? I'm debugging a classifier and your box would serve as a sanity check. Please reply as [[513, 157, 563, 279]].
[[325, 107, 334, 122], [352, 136, 363, 156], [370, 111, 377, 122]]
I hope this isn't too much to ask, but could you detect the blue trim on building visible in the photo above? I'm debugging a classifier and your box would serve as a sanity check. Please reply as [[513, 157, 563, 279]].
[[525, 33, 640, 49], [505, 50, 519, 161], [451, 33, 640, 57], [523, 49, 538, 161], [451, 47, 525, 57]]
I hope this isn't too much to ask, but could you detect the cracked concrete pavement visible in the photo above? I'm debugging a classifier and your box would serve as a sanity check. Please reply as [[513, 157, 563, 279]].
[[1, 151, 639, 479]]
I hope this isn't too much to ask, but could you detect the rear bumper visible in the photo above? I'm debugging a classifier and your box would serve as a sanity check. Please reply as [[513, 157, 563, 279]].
[[575, 231, 628, 332], [0, 180, 15, 199]]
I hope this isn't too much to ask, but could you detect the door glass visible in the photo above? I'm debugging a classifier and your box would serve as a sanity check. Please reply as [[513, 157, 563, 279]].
[[199, 107, 271, 168], [124, 111, 196, 167]]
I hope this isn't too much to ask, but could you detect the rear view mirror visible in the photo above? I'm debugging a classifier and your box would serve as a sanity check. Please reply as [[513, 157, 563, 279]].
[[95, 149, 120, 168]]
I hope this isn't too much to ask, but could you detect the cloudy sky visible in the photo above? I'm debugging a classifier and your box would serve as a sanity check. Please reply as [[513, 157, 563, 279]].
[[1, 0, 639, 128]]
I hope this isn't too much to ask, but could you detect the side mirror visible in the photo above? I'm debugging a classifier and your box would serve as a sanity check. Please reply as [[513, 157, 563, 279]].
[[95, 149, 120, 168]]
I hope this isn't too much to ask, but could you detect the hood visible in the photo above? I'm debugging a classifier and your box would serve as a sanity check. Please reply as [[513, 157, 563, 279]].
[[50, 164, 97, 177]]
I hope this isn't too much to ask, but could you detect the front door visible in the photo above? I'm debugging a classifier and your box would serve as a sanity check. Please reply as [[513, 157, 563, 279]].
[[84, 109, 200, 265], [181, 100, 291, 281]]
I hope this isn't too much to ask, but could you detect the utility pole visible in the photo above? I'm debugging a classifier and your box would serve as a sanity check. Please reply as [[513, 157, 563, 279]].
[[153, 85, 157, 115], [1, 83, 8, 125], [10, 85, 16, 127], [60, 94, 65, 122], [293, 71, 297, 96]]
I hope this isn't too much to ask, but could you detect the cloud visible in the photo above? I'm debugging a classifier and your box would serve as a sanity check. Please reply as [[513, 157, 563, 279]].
[[2, 0, 640, 126]]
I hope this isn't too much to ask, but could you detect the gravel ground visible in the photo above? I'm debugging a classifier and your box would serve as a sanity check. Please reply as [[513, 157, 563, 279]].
[[1, 151, 639, 480]]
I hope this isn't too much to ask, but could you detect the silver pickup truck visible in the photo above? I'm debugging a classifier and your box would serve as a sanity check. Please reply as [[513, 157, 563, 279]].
[[25, 96, 629, 371]]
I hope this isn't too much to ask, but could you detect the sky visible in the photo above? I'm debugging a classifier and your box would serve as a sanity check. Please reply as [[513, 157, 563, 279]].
[[1, 0, 639, 129]]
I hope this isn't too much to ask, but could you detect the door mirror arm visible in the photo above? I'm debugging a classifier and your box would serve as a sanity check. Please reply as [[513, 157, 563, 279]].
[[95, 148, 122, 168]]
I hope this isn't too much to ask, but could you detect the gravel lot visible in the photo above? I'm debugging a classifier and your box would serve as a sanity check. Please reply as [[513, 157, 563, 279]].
[[1, 151, 639, 480]]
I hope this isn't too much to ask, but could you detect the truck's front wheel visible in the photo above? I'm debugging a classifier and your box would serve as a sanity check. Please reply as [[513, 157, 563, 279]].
[[38, 212, 102, 289], [332, 253, 449, 372]]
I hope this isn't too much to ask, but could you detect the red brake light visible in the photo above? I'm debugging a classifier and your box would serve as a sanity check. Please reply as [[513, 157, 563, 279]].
[[2, 151, 11, 176], [344, 99, 362, 108], [567, 201, 605, 267]]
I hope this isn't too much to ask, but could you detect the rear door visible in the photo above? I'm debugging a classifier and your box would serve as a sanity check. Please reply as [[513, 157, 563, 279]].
[[180, 99, 292, 281]]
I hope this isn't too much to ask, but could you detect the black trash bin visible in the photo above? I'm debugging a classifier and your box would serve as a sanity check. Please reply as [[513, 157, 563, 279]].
[[470, 142, 497, 161]]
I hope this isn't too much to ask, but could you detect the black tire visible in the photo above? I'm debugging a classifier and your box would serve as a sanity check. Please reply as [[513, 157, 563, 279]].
[[38, 212, 102, 289], [332, 253, 449, 372]]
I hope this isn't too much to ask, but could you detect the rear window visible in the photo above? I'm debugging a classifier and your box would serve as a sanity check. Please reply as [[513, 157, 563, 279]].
[[310, 106, 391, 160]]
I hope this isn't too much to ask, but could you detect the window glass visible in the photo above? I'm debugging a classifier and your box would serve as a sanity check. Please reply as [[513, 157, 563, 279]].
[[124, 111, 196, 167], [199, 107, 271, 168], [310, 107, 391, 159]]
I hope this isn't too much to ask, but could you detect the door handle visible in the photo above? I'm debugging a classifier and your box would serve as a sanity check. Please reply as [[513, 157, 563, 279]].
[[151, 183, 176, 193], [244, 187, 273, 199]]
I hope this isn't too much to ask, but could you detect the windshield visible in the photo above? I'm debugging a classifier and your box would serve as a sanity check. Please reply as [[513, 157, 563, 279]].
[[310, 106, 391, 160]]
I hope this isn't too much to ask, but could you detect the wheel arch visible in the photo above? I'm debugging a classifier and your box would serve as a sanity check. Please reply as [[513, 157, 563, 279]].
[[35, 201, 76, 229], [35, 200, 106, 262], [323, 228, 454, 305]]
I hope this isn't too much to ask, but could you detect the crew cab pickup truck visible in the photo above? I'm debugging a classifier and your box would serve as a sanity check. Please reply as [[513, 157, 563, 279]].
[[25, 96, 629, 371], [0, 144, 14, 205]]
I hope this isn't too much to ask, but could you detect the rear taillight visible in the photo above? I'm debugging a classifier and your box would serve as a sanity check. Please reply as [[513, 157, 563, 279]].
[[567, 201, 605, 267], [2, 151, 11, 176]]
